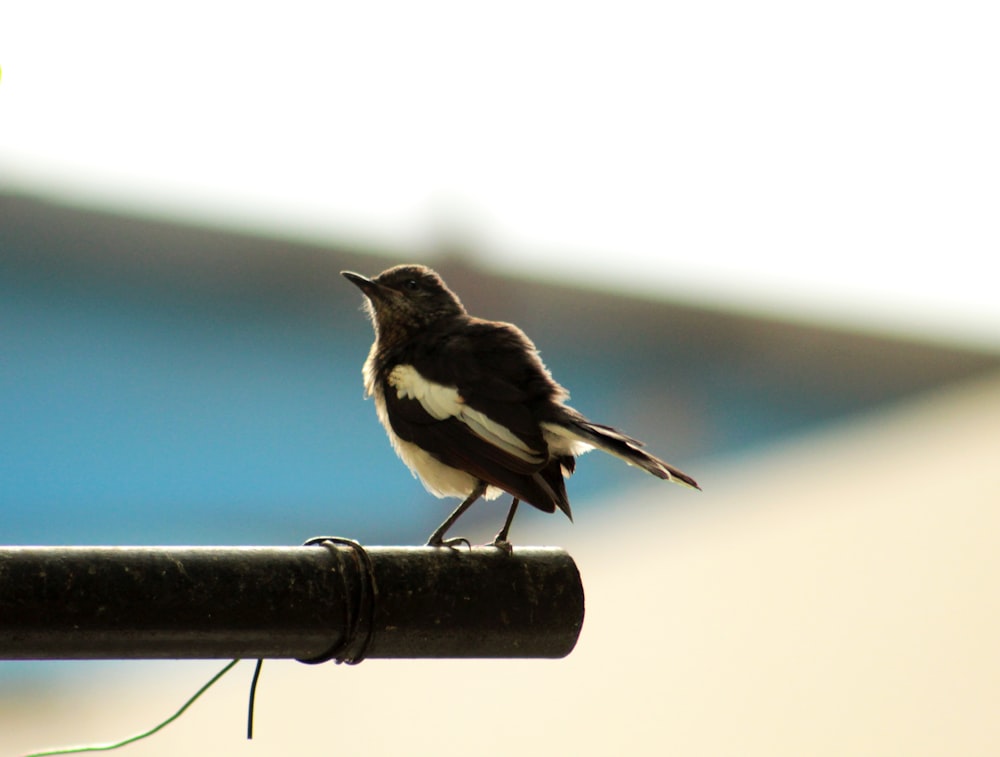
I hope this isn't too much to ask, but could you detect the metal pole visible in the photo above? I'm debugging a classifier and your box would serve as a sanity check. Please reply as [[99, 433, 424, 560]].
[[0, 545, 584, 661]]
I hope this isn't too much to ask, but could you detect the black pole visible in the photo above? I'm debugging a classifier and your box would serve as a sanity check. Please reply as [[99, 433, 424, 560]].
[[0, 545, 584, 661]]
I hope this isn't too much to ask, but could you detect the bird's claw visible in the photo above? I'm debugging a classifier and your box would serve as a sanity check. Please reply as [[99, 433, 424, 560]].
[[427, 536, 472, 550], [491, 538, 514, 555]]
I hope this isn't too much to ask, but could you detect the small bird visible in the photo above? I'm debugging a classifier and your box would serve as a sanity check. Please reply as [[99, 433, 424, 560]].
[[342, 264, 699, 549]]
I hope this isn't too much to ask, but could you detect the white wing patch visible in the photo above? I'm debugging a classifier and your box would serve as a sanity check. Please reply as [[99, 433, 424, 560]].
[[389, 364, 462, 420], [388, 364, 545, 465]]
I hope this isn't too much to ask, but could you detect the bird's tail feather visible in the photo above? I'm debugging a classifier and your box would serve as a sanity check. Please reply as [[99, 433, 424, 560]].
[[544, 418, 700, 490]]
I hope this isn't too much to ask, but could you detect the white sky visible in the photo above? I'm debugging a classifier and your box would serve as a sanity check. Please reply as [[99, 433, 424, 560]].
[[2, 1, 998, 348]]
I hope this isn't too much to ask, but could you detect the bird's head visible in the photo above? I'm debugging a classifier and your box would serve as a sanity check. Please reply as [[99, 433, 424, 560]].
[[342, 264, 466, 343]]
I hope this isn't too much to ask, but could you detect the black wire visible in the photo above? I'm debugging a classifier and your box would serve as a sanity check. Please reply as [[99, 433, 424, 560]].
[[246, 536, 377, 739], [246, 658, 264, 740], [298, 536, 378, 665]]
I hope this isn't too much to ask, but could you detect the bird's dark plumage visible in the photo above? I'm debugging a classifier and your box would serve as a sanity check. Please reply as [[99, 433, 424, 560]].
[[342, 264, 698, 546]]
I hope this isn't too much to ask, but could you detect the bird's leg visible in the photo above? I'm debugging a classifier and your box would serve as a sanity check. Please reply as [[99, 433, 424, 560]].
[[426, 480, 487, 548], [491, 498, 520, 554]]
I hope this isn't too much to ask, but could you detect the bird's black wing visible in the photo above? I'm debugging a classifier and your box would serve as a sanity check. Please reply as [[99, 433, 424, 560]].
[[382, 383, 569, 514], [407, 317, 567, 449], [383, 318, 573, 513]]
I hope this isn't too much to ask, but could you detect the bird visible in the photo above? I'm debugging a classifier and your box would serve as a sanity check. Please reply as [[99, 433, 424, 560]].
[[342, 263, 699, 549]]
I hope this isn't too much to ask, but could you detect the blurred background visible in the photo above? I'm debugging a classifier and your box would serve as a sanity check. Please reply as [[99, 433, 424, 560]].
[[2, 2, 999, 755]]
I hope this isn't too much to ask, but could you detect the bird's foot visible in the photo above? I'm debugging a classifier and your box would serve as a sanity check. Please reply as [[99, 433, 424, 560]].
[[488, 498, 519, 555], [490, 537, 513, 555], [426, 535, 472, 550]]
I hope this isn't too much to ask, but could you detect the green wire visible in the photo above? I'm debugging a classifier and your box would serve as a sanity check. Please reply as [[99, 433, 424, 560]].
[[22, 659, 242, 757]]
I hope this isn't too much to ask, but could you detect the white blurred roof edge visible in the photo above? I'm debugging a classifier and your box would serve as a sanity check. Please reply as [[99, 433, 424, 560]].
[[3, 168, 998, 355]]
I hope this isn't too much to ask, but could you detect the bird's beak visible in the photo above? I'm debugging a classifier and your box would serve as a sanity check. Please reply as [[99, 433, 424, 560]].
[[341, 271, 381, 300]]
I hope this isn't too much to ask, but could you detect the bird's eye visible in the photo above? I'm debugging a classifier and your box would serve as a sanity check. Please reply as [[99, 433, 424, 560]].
[[403, 279, 420, 292]]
